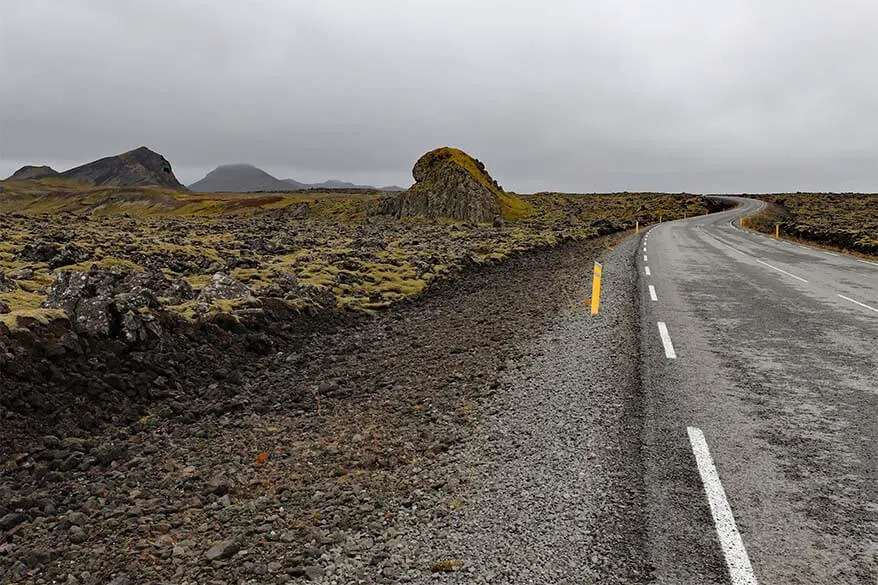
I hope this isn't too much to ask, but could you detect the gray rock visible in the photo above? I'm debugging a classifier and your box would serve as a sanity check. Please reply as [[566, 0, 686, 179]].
[[304, 565, 325, 581], [205, 539, 239, 560], [197, 273, 251, 302], [69, 525, 87, 544], [67, 511, 88, 526], [0, 512, 27, 531], [0, 272, 18, 292], [7, 267, 35, 280]]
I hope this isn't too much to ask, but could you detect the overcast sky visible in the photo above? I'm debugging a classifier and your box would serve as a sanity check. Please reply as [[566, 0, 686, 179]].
[[2, 1, 877, 193]]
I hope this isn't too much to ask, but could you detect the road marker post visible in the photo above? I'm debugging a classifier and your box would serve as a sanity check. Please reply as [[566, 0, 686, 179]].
[[774, 224, 780, 239], [590, 262, 602, 315], [659, 211, 663, 223], [635, 220, 639, 234]]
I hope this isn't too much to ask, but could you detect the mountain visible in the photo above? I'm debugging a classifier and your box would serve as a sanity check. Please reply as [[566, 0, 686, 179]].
[[281, 178, 307, 189], [6, 165, 60, 181], [189, 164, 293, 193], [190, 164, 403, 192], [59, 147, 186, 190]]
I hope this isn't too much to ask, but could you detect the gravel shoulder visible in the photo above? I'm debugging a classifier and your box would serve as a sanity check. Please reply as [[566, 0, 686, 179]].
[[399, 234, 648, 584], [1, 233, 639, 584]]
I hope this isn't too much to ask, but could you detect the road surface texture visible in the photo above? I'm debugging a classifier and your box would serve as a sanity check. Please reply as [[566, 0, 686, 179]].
[[413, 198, 875, 584], [640, 197, 876, 584]]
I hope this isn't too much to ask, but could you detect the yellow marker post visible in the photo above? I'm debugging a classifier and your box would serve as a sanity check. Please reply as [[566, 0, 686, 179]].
[[775, 224, 780, 239], [659, 212, 663, 223], [590, 262, 602, 315], [635, 220, 639, 234]]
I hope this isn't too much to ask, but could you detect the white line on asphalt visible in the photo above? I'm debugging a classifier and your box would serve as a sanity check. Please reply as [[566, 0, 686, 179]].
[[644, 254, 648, 261], [823, 251, 838, 256], [687, 427, 759, 585], [755, 259, 808, 283], [645, 266, 651, 276], [657, 322, 677, 359], [648, 285, 657, 301], [856, 259, 878, 267], [837, 294, 878, 314]]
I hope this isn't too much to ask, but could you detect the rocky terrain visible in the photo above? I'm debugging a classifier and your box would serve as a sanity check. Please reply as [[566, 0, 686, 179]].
[[747, 193, 877, 256], [0, 146, 726, 583]]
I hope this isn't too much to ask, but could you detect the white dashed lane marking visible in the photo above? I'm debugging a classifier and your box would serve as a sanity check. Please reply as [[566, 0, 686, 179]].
[[645, 266, 652, 276], [837, 294, 878, 314], [687, 427, 759, 585], [754, 259, 808, 283], [648, 285, 657, 301], [657, 321, 677, 359]]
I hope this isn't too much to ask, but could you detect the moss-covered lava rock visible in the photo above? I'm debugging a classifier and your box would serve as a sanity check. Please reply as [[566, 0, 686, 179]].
[[389, 147, 531, 222]]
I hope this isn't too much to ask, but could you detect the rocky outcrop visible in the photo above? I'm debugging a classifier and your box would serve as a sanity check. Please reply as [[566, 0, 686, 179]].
[[41, 268, 194, 340], [6, 165, 59, 181], [59, 146, 186, 190], [382, 147, 529, 222]]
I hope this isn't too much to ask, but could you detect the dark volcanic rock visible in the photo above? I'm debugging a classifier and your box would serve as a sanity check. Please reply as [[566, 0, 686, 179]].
[[59, 146, 186, 190], [6, 165, 60, 181], [386, 147, 518, 222]]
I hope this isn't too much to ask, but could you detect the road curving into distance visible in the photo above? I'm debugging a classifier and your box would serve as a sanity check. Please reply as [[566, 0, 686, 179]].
[[640, 196, 876, 584]]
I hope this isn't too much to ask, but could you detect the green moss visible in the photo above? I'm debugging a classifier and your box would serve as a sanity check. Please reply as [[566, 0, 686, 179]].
[[0, 309, 68, 331]]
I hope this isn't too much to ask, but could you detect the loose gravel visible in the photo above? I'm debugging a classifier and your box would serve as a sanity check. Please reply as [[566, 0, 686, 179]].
[[395, 234, 650, 584]]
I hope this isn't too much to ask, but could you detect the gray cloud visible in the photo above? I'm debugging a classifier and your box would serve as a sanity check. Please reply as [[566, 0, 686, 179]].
[[2, 0, 877, 192]]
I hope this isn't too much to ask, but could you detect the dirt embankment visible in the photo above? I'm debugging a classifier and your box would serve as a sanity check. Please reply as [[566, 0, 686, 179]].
[[0, 233, 613, 583]]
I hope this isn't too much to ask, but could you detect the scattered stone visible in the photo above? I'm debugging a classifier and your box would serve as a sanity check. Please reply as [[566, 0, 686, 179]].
[[304, 565, 324, 581], [0, 272, 18, 292], [69, 525, 87, 544], [205, 539, 239, 561], [0, 512, 27, 531]]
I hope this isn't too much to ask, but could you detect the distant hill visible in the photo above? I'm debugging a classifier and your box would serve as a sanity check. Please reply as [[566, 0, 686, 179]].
[[58, 147, 186, 190], [6, 165, 60, 181], [190, 164, 404, 192]]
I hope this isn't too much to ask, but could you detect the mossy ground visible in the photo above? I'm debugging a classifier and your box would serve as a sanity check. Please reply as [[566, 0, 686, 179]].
[[0, 179, 712, 323]]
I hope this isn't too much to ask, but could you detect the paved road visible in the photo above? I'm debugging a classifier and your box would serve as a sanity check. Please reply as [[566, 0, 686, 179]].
[[640, 197, 877, 583]]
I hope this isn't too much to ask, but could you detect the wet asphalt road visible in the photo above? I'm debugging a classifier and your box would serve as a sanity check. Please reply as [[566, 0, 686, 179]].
[[640, 197, 877, 583]]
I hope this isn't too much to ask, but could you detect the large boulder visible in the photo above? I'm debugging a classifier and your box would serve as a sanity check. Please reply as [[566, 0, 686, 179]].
[[197, 273, 251, 302], [385, 147, 529, 222], [42, 269, 165, 340]]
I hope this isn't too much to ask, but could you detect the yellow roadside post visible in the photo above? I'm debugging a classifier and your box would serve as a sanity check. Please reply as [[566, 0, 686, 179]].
[[590, 262, 602, 315], [775, 223, 780, 238], [635, 220, 639, 234], [659, 211, 663, 223]]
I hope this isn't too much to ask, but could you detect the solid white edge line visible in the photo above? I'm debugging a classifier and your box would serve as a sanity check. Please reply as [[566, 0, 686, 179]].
[[645, 266, 651, 276], [648, 285, 657, 301], [837, 294, 878, 313], [657, 321, 677, 359], [754, 259, 808, 283], [687, 427, 759, 585]]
